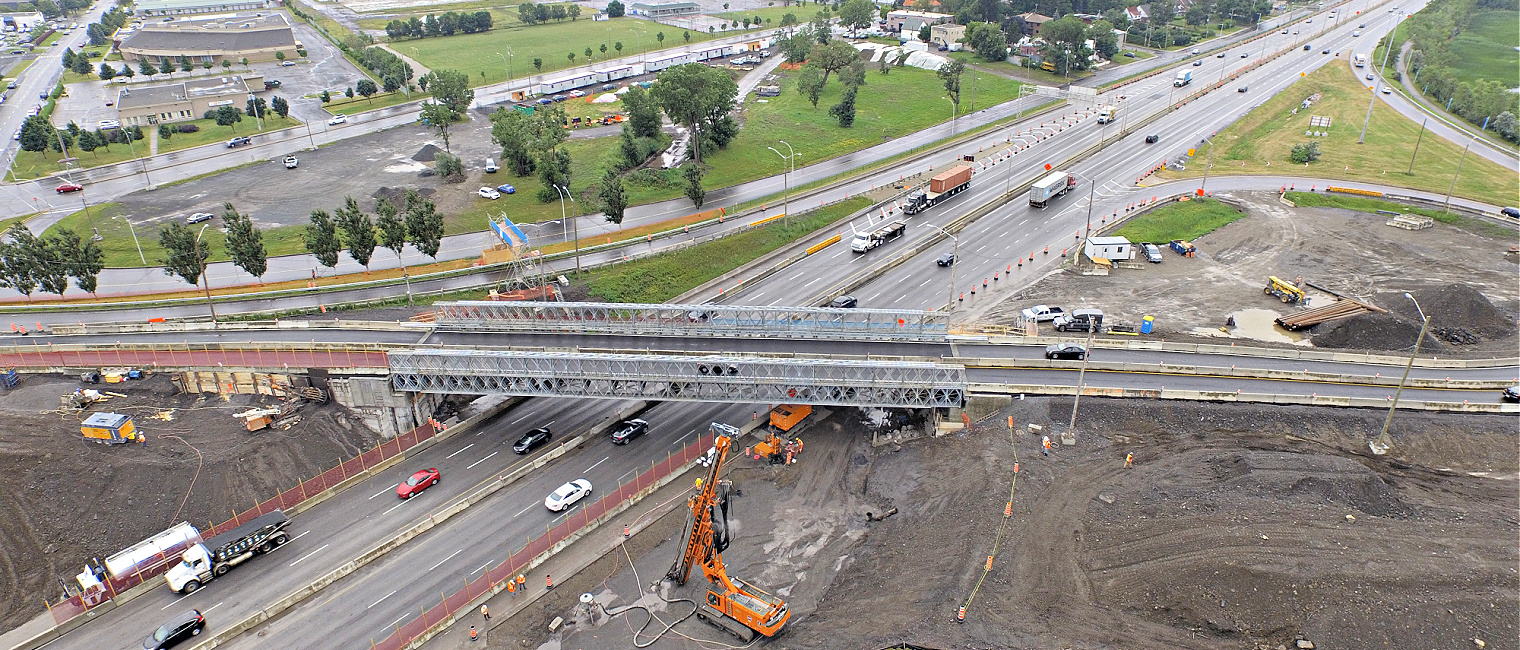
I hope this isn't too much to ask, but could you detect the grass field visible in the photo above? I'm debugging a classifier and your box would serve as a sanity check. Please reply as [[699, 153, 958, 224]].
[[8, 116, 302, 180], [717, 5, 813, 26], [1154, 64, 1514, 206], [398, 16, 718, 87], [321, 89, 422, 113], [1283, 191, 1512, 237], [1443, 10, 1519, 88], [586, 196, 870, 303], [1114, 49, 1155, 63], [47, 202, 310, 269], [947, 51, 1022, 75], [1114, 197, 1244, 243]]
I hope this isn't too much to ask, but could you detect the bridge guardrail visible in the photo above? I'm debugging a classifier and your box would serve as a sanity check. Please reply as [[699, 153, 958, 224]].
[[970, 383, 1519, 413]]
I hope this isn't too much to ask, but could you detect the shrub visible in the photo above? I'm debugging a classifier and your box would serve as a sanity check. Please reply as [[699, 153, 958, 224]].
[[176, 123, 200, 133], [1289, 141, 1321, 164]]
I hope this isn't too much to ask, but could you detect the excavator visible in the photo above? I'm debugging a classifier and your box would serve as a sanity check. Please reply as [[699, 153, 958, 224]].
[[666, 423, 790, 641]]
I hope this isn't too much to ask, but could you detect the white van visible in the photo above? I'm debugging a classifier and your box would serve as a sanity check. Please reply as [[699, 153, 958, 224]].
[[484, 158, 498, 173]]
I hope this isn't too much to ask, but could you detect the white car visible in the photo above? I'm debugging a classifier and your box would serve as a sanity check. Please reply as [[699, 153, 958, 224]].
[[567, 89, 585, 98], [544, 479, 592, 511], [1381, 86, 1391, 94], [185, 213, 214, 224], [478, 187, 501, 200], [98, 119, 120, 129], [281, 60, 296, 66], [283, 155, 298, 169], [327, 114, 347, 125]]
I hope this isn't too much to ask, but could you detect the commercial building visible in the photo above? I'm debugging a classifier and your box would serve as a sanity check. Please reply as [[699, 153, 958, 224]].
[[929, 23, 964, 47], [114, 73, 264, 126], [885, 10, 951, 32], [134, 0, 276, 16], [118, 13, 299, 65], [627, 1, 699, 18]]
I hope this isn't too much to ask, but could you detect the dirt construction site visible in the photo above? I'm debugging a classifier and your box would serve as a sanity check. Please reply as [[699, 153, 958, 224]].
[[0, 373, 378, 631], [484, 400, 1517, 650], [975, 191, 1518, 356]]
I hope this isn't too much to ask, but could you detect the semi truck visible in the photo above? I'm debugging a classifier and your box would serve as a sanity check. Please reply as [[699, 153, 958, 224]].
[[1174, 70, 1193, 87], [1097, 104, 1118, 124], [850, 218, 907, 252], [1028, 170, 1077, 208], [903, 164, 972, 215], [165, 510, 291, 594]]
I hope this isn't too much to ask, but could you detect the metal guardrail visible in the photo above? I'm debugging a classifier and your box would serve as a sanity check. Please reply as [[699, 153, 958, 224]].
[[431, 300, 950, 341]]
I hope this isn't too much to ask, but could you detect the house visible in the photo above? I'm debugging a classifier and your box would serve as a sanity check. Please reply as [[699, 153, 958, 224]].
[[1013, 12, 1052, 37], [1084, 236, 1135, 261], [117, 13, 299, 65], [1124, 5, 1150, 23], [885, 10, 952, 32], [929, 22, 965, 47]]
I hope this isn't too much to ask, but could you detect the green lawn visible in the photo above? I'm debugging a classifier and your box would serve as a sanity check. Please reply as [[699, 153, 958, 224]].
[[586, 196, 870, 303], [1442, 10, 1518, 88], [1156, 64, 1514, 206], [947, 51, 1021, 75], [1114, 197, 1244, 243], [9, 116, 302, 180], [46, 202, 306, 269], [1114, 49, 1155, 63], [397, 17, 719, 87], [321, 90, 423, 113], [1283, 191, 1512, 237], [717, 5, 814, 27], [6, 58, 35, 77]]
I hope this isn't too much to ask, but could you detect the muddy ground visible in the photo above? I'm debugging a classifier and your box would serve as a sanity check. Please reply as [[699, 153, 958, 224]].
[[517, 402, 1517, 650], [0, 373, 378, 631], [977, 191, 1519, 357]]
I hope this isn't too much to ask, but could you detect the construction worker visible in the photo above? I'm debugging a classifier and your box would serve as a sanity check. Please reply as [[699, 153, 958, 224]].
[[695, 478, 703, 490], [506, 579, 515, 595], [480, 604, 489, 620], [1124, 453, 1133, 468], [516, 574, 525, 592], [1041, 436, 1052, 456]]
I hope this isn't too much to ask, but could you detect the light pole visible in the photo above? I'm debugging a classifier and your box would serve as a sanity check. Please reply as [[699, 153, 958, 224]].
[[195, 223, 218, 324], [1442, 135, 1472, 214], [1370, 293, 1429, 455], [920, 223, 958, 312], [496, 49, 512, 85], [1198, 135, 1216, 195], [942, 96, 956, 129], [553, 184, 579, 276], [766, 140, 796, 227], [113, 216, 145, 265], [1378, 13, 1402, 82]]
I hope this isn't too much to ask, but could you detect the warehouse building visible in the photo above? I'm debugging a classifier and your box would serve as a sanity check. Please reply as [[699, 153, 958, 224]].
[[115, 74, 263, 126], [118, 12, 299, 65], [134, 0, 276, 16]]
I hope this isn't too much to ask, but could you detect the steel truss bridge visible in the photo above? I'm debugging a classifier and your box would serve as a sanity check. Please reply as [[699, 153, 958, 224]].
[[430, 301, 951, 342], [389, 350, 967, 408]]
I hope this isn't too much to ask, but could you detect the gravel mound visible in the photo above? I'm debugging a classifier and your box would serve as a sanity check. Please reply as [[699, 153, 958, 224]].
[[411, 143, 442, 162], [1377, 284, 1515, 342], [371, 186, 435, 205], [1311, 312, 1441, 351]]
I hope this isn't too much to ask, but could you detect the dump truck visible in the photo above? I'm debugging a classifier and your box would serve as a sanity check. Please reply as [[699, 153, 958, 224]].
[[1174, 70, 1193, 87], [768, 405, 812, 432], [1029, 170, 1077, 208], [165, 510, 291, 594], [850, 219, 907, 253], [1097, 104, 1118, 124], [903, 164, 972, 215]]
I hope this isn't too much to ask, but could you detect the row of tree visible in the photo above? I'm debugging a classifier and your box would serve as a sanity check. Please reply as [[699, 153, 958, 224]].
[[85, 6, 129, 47], [18, 114, 144, 155], [303, 192, 444, 278], [1402, 0, 1519, 142], [517, 2, 583, 26], [0, 224, 104, 300], [383, 11, 494, 40], [25, 0, 91, 20]]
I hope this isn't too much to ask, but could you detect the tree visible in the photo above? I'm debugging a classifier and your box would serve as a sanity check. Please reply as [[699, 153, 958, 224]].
[[585, 46, 594, 60], [553, 5, 568, 21], [779, 30, 812, 63], [221, 202, 268, 282], [966, 22, 1008, 62], [403, 190, 444, 261], [420, 69, 473, 118], [650, 63, 738, 163], [599, 43, 607, 57], [491, 105, 568, 176], [798, 63, 826, 107], [606, 0, 624, 17], [838, 0, 874, 34], [18, 115, 54, 153], [376, 197, 407, 264], [355, 78, 378, 101], [1185, 4, 1209, 25], [656, 31, 665, 45], [420, 102, 455, 152], [97, 62, 115, 79], [34, 228, 72, 298], [842, 59, 866, 87], [270, 95, 290, 118], [157, 59, 174, 77], [76, 129, 101, 155], [334, 196, 377, 273], [245, 96, 267, 119], [70, 231, 104, 296], [534, 147, 571, 202], [683, 30, 691, 42], [533, 57, 543, 72], [214, 105, 243, 131], [71, 51, 92, 75], [568, 4, 581, 20], [345, 86, 355, 99], [434, 151, 465, 180], [683, 164, 705, 208], [240, 57, 249, 68], [938, 59, 964, 111], [180, 58, 193, 74], [276, 51, 286, 61], [780, 12, 798, 28], [622, 85, 661, 138], [304, 209, 342, 271], [158, 222, 211, 297], [222, 59, 233, 71], [829, 84, 857, 127], [1289, 141, 1321, 163], [320, 90, 332, 103], [597, 170, 630, 226], [62, 48, 76, 70], [1089, 19, 1118, 59], [615, 41, 623, 54], [918, 24, 930, 42], [1149, 0, 1177, 26], [0, 225, 40, 301], [121, 65, 134, 80], [568, 51, 576, 64]]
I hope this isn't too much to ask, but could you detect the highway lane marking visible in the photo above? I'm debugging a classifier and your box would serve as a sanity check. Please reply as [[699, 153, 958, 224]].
[[291, 530, 311, 542], [381, 500, 411, 516], [161, 598, 183, 610], [584, 456, 609, 473], [618, 469, 636, 483], [445, 443, 475, 459], [387, 614, 409, 632], [428, 549, 463, 572], [370, 484, 399, 500], [513, 504, 536, 518], [369, 590, 398, 609], [803, 277, 823, 288], [289, 544, 329, 567], [205, 601, 223, 613], [472, 564, 488, 576], [672, 432, 693, 446], [509, 414, 530, 426], [466, 451, 499, 470]]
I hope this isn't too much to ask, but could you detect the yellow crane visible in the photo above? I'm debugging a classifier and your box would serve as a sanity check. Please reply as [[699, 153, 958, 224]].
[[666, 423, 790, 641]]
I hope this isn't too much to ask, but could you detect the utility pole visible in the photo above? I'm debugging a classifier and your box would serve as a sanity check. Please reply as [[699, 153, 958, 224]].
[[195, 223, 218, 325], [1063, 324, 1099, 445], [1357, 93, 1374, 143], [766, 140, 796, 227], [554, 184, 579, 277], [1405, 118, 1426, 174], [1442, 137, 1472, 214], [1371, 294, 1428, 455]]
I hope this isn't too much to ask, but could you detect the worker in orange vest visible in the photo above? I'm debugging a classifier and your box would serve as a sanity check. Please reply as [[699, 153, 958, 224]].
[[1124, 453, 1133, 468], [480, 604, 489, 620], [506, 579, 515, 595], [1041, 436, 1052, 456], [516, 574, 525, 592]]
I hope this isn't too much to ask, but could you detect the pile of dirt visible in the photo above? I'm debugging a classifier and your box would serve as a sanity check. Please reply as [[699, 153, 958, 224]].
[[0, 374, 380, 632], [411, 143, 442, 162], [1377, 284, 1516, 343], [1310, 311, 1441, 351], [371, 186, 435, 205]]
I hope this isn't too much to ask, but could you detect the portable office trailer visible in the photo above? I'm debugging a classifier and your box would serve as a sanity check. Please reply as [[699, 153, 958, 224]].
[[594, 64, 640, 82], [645, 51, 693, 71], [534, 72, 600, 95], [693, 43, 734, 60]]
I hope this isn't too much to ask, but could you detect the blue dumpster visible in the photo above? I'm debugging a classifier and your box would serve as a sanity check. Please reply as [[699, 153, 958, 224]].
[[1140, 315, 1154, 334]]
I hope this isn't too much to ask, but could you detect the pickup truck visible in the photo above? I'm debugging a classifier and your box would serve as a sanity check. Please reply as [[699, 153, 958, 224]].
[[1020, 305, 1064, 322]]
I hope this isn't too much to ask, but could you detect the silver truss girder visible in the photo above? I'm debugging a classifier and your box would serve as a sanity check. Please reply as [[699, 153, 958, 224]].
[[389, 350, 966, 408], [429, 301, 949, 342]]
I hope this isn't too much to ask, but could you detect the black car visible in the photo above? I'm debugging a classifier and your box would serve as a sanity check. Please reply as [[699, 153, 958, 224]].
[[936, 252, 955, 267], [143, 610, 204, 649], [1237, 85, 1249, 93], [828, 295, 858, 309], [610, 418, 648, 445], [1192, 60, 1202, 66], [1504, 386, 1520, 402], [512, 427, 551, 454], [1501, 207, 1519, 219], [1045, 342, 1088, 360], [1144, 134, 1159, 144]]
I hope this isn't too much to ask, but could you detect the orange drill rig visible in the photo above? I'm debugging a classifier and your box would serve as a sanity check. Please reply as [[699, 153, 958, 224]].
[[666, 423, 790, 641]]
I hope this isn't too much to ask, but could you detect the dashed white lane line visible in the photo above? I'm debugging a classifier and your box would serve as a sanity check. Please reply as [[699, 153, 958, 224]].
[[382, 499, 411, 516], [369, 590, 397, 609], [513, 503, 536, 518], [584, 456, 609, 473], [428, 549, 463, 572], [467, 451, 498, 470], [289, 544, 329, 567], [445, 443, 474, 459], [370, 484, 399, 500]]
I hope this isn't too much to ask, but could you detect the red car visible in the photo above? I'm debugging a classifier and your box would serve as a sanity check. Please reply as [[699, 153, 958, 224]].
[[55, 183, 83, 193], [396, 468, 440, 499]]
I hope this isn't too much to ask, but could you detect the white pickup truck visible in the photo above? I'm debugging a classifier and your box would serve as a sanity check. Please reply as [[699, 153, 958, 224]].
[[1020, 305, 1064, 322]]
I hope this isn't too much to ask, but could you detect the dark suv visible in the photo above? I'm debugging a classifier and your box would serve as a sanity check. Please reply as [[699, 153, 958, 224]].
[[610, 419, 648, 445], [828, 295, 858, 308], [143, 610, 204, 649], [512, 427, 551, 454]]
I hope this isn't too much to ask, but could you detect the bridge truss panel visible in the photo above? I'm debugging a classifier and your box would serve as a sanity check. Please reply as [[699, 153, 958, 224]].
[[389, 350, 966, 408], [429, 301, 950, 342]]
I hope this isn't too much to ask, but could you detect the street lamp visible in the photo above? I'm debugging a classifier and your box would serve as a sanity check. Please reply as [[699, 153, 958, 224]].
[[553, 184, 579, 277], [920, 223, 958, 311], [1370, 293, 1430, 455], [1198, 135, 1216, 195], [942, 96, 956, 129], [113, 216, 146, 265], [195, 223, 218, 324], [496, 49, 512, 85], [766, 140, 796, 227]]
